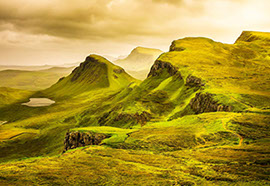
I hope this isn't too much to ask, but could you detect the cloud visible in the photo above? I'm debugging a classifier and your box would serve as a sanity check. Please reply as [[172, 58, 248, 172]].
[[0, 0, 269, 65], [0, 0, 200, 41]]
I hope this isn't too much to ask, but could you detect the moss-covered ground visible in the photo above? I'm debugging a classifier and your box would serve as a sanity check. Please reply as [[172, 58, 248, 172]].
[[0, 31, 269, 185]]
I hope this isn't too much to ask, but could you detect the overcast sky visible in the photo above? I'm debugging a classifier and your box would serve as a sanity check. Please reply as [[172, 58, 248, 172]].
[[0, 0, 269, 65]]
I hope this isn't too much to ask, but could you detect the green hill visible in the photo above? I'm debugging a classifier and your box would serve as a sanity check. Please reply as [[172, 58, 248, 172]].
[[45, 54, 138, 97], [0, 87, 33, 106], [0, 31, 269, 185], [0, 67, 74, 90], [114, 47, 163, 80]]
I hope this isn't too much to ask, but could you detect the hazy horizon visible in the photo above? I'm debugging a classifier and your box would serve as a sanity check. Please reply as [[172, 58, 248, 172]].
[[0, 0, 269, 66]]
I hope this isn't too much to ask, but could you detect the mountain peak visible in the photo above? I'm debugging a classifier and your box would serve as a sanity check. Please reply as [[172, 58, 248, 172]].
[[131, 46, 163, 54], [235, 31, 270, 43], [45, 54, 137, 96], [114, 47, 164, 79]]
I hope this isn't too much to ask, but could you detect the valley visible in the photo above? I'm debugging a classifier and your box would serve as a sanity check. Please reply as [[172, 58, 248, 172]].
[[0, 31, 269, 185]]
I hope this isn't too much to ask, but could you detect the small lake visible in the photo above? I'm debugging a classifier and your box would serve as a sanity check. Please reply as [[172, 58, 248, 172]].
[[22, 98, 55, 107]]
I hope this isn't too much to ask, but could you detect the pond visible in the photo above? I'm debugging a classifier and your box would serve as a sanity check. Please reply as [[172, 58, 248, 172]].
[[22, 98, 55, 107]]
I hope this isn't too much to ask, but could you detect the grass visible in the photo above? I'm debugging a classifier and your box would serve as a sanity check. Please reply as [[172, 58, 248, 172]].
[[71, 126, 137, 146], [0, 67, 74, 90], [0, 87, 33, 106], [0, 31, 269, 185]]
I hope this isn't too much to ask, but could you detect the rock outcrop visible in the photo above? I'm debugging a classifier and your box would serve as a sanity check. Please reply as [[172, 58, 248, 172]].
[[189, 93, 232, 114], [113, 68, 124, 74], [99, 111, 152, 127], [115, 111, 152, 126], [169, 41, 186, 51], [148, 60, 181, 78], [185, 75, 204, 87], [63, 131, 108, 152]]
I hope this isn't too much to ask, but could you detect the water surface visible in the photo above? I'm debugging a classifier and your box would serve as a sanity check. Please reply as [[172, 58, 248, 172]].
[[22, 98, 55, 107]]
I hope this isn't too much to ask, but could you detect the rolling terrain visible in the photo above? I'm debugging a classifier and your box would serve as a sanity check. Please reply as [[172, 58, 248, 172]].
[[0, 31, 269, 185], [0, 67, 75, 90]]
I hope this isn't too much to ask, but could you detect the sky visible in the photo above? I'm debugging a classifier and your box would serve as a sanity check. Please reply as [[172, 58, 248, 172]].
[[0, 0, 269, 66]]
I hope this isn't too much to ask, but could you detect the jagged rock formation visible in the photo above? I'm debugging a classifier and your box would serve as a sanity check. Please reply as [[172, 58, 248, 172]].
[[115, 111, 152, 126], [148, 60, 181, 78], [113, 68, 124, 74], [189, 93, 232, 114], [185, 75, 204, 87], [169, 41, 186, 51], [99, 111, 152, 127], [63, 131, 108, 152]]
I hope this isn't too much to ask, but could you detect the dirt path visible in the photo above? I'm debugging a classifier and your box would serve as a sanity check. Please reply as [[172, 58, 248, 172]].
[[230, 96, 253, 108], [0, 121, 7, 125], [222, 119, 243, 146]]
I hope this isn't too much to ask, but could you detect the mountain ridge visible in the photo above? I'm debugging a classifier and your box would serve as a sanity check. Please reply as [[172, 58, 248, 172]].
[[45, 54, 138, 97]]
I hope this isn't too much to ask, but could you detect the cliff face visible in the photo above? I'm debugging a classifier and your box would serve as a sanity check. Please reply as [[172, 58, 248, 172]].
[[70, 56, 107, 82], [185, 75, 204, 87], [147, 60, 181, 78], [189, 93, 232, 114], [63, 131, 108, 152], [98, 111, 152, 127]]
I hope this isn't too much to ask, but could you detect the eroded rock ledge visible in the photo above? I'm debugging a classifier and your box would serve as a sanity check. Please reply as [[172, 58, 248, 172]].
[[148, 60, 181, 78], [189, 93, 232, 114], [63, 131, 108, 152], [185, 75, 205, 87]]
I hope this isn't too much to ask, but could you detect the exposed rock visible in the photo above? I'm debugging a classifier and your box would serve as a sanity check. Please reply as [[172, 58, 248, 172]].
[[57, 77, 65, 82], [115, 111, 152, 126], [185, 75, 204, 87], [113, 68, 124, 74], [148, 60, 180, 78], [63, 131, 108, 152], [169, 40, 186, 51], [189, 93, 232, 114], [99, 111, 152, 126]]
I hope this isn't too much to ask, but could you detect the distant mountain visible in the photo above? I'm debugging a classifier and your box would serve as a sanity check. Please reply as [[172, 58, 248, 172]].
[[0, 87, 33, 106], [0, 65, 54, 71], [45, 54, 138, 97], [0, 31, 269, 185], [114, 47, 163, 80], [0, 67, 74, 90]]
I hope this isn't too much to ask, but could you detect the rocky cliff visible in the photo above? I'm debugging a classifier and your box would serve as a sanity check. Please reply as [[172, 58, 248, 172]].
[[189, 93, 232, 114], [185, 75, 204, 87], [63, 131, 108, 152], [147, 60, 181, 78]]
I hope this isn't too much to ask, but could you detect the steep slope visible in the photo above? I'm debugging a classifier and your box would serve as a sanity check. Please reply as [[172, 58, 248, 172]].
[[114, 47, 163, 80], [0, 32, 269, 185], [94, 31, 270, 128], [0, 67, 74, 90], [45, 54, 138, 97]]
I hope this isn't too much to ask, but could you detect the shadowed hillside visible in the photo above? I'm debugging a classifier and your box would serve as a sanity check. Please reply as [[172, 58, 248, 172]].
[[45, 54, 138, 97], [0, 31, 269, 185]]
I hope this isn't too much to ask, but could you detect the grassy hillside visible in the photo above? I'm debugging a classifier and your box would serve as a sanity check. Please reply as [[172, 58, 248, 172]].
[[45, 54, 139, 97], [114, 47, 163, 80], [0, 67, 74, 90], [0, 87, 33, 106], [0, 31, 269, 185]]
